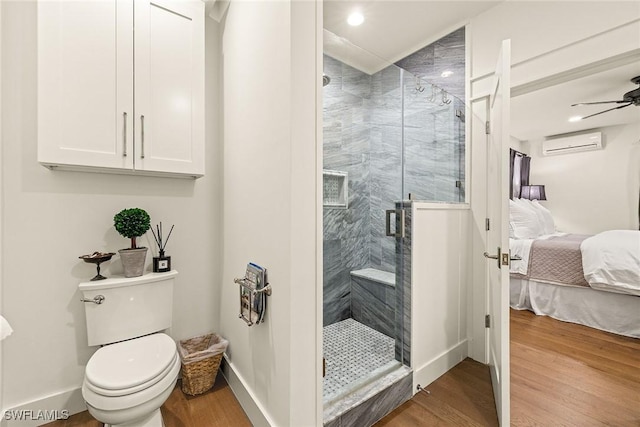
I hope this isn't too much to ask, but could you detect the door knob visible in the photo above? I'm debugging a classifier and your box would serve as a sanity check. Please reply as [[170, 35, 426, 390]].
[[484, 248, 520, 268], [484, 247, 501, 269]]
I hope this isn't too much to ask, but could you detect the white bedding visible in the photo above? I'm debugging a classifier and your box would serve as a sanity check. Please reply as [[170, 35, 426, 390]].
[[509, 238, 533, 275], [511, 277, 640, 338], [581, 230, 640, 296]]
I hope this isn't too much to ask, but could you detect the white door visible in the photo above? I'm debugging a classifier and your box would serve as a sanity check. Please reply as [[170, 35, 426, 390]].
[[37, 0, 134, 169], [134, 0, 205, 176], [485, 39, 511, 426]]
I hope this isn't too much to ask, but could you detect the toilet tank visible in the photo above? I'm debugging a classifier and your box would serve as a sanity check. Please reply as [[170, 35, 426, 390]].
[[79, 271, 178, 346]]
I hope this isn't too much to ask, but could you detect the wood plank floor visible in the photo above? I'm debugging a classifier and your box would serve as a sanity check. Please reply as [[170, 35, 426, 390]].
[[510, 308, 640, 427], [42, 374, 251, 427], [376, 358, 498, 426], [378, 309, 640, 426], [45, 309, 640, 426]]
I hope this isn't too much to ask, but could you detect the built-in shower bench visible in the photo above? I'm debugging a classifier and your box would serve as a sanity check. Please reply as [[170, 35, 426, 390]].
[[349, 268, 395, 339], [350, 268, 395, 287]]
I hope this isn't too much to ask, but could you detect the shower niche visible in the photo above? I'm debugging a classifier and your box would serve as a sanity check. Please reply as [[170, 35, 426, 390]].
[[322, 170, 348, 209]]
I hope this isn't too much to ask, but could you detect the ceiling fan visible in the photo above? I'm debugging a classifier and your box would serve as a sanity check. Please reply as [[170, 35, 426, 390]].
[[571, 75, 640, 120]]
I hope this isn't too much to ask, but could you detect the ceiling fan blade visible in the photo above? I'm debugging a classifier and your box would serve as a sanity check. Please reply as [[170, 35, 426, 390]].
[[571, 100, 628, 106], [580, 103, 632, 120]]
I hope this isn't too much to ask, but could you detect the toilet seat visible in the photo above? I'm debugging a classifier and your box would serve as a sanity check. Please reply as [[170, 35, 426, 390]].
[[85, 352, 178, 397], [82, 355, 179, 412], [83, 333, 180, 412], [86, 333, 177, 393]]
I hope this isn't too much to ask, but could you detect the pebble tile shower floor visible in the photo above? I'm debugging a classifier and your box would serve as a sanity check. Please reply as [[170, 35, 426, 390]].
[[323, 318, 396, 403]]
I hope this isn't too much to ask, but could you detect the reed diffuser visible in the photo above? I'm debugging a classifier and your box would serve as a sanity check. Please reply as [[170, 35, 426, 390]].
[[151, 222, 174, 273]]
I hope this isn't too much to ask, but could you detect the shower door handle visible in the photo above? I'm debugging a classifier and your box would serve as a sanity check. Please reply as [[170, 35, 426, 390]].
[[385, 209, 405, 238]]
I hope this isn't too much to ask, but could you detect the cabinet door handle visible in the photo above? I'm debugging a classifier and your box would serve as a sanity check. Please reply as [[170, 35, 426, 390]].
[[140, 115, 145, 159], [123, 112, 128, 157]]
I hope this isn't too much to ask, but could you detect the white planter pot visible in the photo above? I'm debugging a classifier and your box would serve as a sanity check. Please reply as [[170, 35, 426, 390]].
[[119, 247, 148, 278]]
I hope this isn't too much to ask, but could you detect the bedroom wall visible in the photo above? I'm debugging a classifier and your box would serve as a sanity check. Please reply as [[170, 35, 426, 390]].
[[524, 123, 640, 234], [1, 2, 223, 421]]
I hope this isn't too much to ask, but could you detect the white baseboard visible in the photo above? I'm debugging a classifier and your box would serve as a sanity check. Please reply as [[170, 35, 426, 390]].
[[1, 358, 274, 427], [1, 387, 86, 427], [220, 356, 275, 427], [412, 339, 468, 393]]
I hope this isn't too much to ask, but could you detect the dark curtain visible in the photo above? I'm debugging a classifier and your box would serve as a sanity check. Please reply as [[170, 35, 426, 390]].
[[509, 149, 530, 199], [509, 149, 516, 200], [521, 156, 531, 187]]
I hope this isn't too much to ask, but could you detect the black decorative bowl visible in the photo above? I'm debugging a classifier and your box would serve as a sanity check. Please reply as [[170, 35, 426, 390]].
[[79, 252, 116, 281]]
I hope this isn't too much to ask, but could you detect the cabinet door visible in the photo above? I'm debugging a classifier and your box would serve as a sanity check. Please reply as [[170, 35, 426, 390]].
[[38, 0, 134, 170], [134, 0, 205, 177]]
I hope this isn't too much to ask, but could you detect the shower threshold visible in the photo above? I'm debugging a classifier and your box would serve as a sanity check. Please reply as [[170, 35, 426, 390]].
[[323, 362, 412, 426], [323, 318, 412, 426]]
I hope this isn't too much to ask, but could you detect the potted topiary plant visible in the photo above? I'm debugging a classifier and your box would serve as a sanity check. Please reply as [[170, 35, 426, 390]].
[[114, 208, 151, 277]]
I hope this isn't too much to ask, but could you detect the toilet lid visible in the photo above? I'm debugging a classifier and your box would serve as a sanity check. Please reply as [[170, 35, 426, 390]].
[[86, 333, 176, 391]]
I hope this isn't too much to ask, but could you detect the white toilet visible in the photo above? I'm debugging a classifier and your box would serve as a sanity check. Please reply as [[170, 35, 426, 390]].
[[79, 270, 180, 427]]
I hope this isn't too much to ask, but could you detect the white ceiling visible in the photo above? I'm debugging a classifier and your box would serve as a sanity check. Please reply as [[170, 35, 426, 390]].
[[511, 63, 640, 141], [323, 0, 501, 74], [323, 0, 640, 141]]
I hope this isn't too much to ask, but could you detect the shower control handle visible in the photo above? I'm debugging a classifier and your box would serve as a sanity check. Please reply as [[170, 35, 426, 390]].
[[385, 209, 405, 238]]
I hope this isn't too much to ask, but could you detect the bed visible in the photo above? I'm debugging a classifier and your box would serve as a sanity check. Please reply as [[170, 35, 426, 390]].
[[509, 198, 640, 338]]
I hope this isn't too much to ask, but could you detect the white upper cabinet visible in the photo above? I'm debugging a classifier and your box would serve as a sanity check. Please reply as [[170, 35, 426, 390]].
[[135, 0, 204, 176], [38, 1, 134, 170], [37, 0, 205, 178]]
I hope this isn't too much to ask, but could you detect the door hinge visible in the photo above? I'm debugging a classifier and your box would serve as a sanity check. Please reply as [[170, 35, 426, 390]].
[[485, 218, 490, 231], [485, 314, 491, 328], [485, 121, 491, 135]]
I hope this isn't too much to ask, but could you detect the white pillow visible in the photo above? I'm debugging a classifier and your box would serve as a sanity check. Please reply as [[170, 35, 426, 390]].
[[531, 200, 555, 235], [509, 199, 543, 239], [515, 198, 548, 233], [513, 199, 544, 235]]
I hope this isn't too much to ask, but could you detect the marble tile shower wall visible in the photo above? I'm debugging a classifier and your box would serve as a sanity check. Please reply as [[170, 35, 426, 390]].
[[323, 55, 373, 326], [323, 27, 466, 327], [395, 27, 466, 101], [397, 27, 466, 203], [368, 66, 403, 275]]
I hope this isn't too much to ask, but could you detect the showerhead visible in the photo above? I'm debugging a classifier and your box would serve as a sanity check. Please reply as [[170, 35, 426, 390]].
[[323, 74, 331, 87]]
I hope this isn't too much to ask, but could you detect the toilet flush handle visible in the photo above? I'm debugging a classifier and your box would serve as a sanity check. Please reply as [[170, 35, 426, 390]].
[[81, 295, 105, 305]]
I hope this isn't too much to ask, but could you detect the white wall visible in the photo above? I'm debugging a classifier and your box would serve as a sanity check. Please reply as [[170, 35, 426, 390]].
[[1, 2, 223, 418], [524, 124, 640, 234], [219, 1, 319, 426], [411, 204, 470, 388]]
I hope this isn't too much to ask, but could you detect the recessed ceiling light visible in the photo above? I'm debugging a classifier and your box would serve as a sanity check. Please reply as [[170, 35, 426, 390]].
[[568, 116, 582, 122], [441, 70, 453, 78], [347, 12, 364, 26]]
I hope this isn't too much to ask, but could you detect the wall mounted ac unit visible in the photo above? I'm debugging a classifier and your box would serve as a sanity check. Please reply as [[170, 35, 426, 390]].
[[542, 132, 602, 156]]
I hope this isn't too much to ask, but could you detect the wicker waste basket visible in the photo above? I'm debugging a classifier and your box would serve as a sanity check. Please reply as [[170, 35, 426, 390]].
[[178, 333, 229, 396]]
